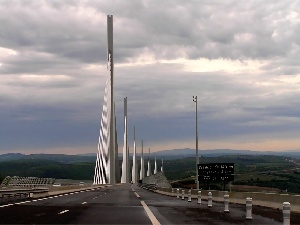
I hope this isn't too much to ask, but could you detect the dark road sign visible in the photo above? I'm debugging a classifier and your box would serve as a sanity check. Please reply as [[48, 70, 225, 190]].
[[198, 163, 234, 182]]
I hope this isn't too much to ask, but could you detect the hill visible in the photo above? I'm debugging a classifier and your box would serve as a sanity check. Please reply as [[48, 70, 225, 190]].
[[154, 148, 300, 159], [0, 159, 94, 180], [0, 153, 96, 163]]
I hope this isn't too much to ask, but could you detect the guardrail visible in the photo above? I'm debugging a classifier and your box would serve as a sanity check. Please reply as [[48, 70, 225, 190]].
[[0, 188, 49, 203], [156, 187, 300, 213], [151, 187, 300, 224], [138, 183, 157, 191]]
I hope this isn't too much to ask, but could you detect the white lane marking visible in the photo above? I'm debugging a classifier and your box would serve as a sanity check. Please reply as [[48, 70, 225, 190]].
[[54, 196, 58, 198], [80, 191, 84, 193], [93, 197, 97, 199], [140, 201, 161, 225], [64, 194, 69, 196], [58, 209, 69, 215], [82, 202, 87, 205], [59, 195, 63, 197], [38, 199, 43, 201], [70, 193, 74, 195], [49, 197, 53, 199], [32, 200, 38, 202], [25, 200, 31, 203], [0, 203, 13, 208], [134, 192, 140, 198], [74, 192, 79, 194], [42, 198, 48, 200]]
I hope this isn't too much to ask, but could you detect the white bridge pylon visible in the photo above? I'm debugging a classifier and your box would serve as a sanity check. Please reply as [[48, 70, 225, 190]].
[[121, 97, 129, 183], [94, 15, 119, 185]]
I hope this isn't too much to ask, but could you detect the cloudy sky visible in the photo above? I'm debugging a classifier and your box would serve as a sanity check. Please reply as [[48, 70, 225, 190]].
[[1, 0, 300, 155]]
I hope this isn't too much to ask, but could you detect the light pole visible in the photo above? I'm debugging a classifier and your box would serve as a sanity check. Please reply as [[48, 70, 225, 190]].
[[193, 96, 199, 190]]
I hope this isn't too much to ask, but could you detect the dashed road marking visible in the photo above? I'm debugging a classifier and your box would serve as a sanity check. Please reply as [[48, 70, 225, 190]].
[[82, 202, 87, 205], [0, 204, 13, 208], [58, 209, 69, 215], [49, 196, 53, 199], [32, 200, 38, 202], [140, 201, 161, 225], [70, 193, 74, 195], [134, 192, 140, 198]]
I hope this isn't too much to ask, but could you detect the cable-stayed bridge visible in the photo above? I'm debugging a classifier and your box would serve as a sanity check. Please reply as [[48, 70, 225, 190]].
[[0, 15, 299, 224]]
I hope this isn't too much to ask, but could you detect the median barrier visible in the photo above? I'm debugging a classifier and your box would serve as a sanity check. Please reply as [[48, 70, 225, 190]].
[[246, 197, 253, 220], [155, 187, 300, 213], [283, 202, 290, 225], [188, 190, 191, 202], [198, 191, 201, 204], [208, 192, 212, 207], [224, 194, 229, 212]]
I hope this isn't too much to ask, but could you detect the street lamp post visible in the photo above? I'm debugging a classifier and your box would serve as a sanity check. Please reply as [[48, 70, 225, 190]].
[[193, 96, 199, 190]]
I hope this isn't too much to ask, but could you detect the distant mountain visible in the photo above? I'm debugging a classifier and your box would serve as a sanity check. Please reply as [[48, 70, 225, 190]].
[[0, 149, 299, 164], [0, 153, 96, 163], [0, 153, 25, 162], [152, 148, 300, 159]]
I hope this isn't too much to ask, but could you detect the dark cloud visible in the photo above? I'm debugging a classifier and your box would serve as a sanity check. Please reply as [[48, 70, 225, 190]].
[[0, 0, 300, 152]]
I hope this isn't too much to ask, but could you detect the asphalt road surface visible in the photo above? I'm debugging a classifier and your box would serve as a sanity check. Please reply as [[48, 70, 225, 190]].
[[0, 184, 299, 224]]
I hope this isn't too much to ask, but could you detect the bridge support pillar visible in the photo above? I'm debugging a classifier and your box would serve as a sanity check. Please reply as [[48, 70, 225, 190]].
[[208, 192, 212, 207], [224, 194, 229, 213], [171, 188, 174, 197], [181, 190, 185, 200], [246, 197, 253, 220], [188, 190, 191, 202], [283, 202, 290, 225]]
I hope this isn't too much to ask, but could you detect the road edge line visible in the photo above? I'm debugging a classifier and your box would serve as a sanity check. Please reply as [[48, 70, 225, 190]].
[[140, 200, 161, 225]]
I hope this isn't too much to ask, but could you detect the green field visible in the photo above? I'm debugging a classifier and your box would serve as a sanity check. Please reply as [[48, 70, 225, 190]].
[[1, 154, 300, 194]]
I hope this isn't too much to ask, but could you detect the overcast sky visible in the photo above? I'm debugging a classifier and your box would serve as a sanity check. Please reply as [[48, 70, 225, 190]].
[[1, 0, 300, 155]]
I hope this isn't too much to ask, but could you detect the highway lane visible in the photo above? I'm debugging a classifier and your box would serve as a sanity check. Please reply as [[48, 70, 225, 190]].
[[0, 183, 295, 224], [0, 185, 152, 224]]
